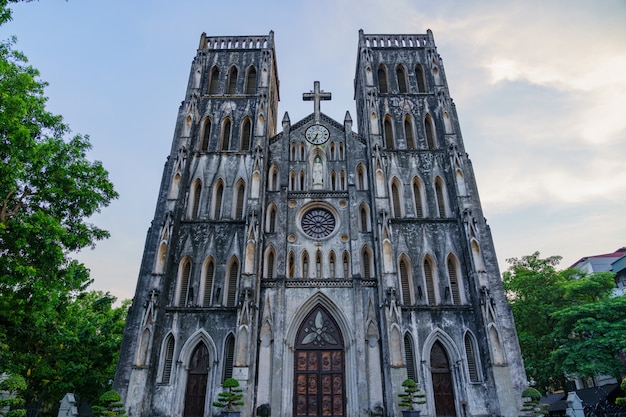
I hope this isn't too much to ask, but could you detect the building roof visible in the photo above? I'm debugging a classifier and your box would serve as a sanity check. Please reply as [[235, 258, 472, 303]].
[[571, 247, 626, 269]]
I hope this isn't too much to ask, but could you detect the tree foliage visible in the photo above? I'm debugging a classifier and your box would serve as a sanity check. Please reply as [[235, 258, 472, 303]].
[[0, 0, 122, 413], [0, 374, 27, 417], [503, 252, 624, 393], [92, 390, 128, 417]]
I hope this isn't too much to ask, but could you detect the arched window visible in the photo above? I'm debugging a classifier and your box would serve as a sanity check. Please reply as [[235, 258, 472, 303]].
[[396, 65, 408, 93], [316, 251, 322, 278], [399, 257, 412, 305], [234, 181, 245, 220], [245, 66, 257, 94], [377, 64, 388, 93], [302, 251, 309, 278], [404, 117, 415, 150], [299, 143, 305, 161], [290, 142, 296, 161], [223, 334, 235, 380], [342, 252, 350, 278], [340, 170, 346, 190], [213, 181, 224, 219], [240, 118, 251, 150], [404, 333, 416, 381], [425, 115, 436, 149], [266, 250, 275, 279], [289, 171, 295, 191], [447, 255, 461, 305], [435, 177, 447, 218], [329, 251, 336, 278], [190, 180, 202, 219], [208, 66, 220, 94], [423, 257, 436, 306], [227, 66, 238, 95], [330, 142, 336, 161], [339, 142, 345, 160], [221, 118, 232, 151], [331, 171, 337, 191], [415, 64, 426, 93], [384, 117, 395, 149], [177, 258, 192, 306], [288, 252, 295, 278], [225, 258, 239, 307], [202, 259, 214, 307], [357, 164, 367, 190], [270, 165, 279, 191], [299, 170, 305, 191], [391, 180, 402, 218], [413, 178, 424, 218], [267, 205, 276, 233], [360, 204, 369, 232], [465, 332, 480, 382], [162, 334, 175, 383], [201, 118, 211, 151], [362, 247, 372, 278]]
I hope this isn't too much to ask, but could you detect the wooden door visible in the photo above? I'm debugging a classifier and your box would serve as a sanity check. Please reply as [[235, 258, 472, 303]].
[[294, 307, 345, 416], [430, 341, 457, 417], [184, 343, 209, 417]]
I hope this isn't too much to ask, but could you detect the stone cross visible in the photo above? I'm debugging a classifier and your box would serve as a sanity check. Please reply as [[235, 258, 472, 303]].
[[303, 81, 331, 123]]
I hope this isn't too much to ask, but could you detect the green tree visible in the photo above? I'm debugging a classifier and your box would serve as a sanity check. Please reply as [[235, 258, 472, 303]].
[[91, 390, 128, 417], [0, 0, 119, 412], [503, 252, 621, 393], [0, 374, 27, 417]]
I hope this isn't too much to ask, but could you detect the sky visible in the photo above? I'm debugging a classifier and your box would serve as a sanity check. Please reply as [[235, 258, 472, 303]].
[[3, 0, 625, 302]]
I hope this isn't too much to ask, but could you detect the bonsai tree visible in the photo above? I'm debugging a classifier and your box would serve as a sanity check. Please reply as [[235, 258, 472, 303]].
[[520, 387, 548, 417], [0, 375, 27, 417], [212, 377, 244, 412], [398, 378, 426, 412], [92, 389, 128, 417]]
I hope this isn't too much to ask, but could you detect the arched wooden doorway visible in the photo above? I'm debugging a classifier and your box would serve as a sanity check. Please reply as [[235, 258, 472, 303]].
[[430, 341, 457, 417], [294, 306, 345, 416], [183, 343, 210, 417]]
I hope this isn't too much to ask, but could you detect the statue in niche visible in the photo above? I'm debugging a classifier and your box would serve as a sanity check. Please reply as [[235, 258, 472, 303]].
[[312, 155, 323, 189]]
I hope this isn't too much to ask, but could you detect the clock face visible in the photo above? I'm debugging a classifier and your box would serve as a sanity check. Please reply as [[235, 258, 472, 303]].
[[305, 125, 330, 144]]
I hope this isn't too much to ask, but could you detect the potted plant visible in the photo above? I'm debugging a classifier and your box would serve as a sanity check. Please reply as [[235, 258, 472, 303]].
[[212, 377, 244, 417], [398, 378, 426, 417]]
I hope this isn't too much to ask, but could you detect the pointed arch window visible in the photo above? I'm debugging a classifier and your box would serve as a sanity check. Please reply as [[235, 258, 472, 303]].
[[290, 142, 296, 161], [201, 118, 211, 151], [191, 180, 202, 219], [447, 256, 461, 305], [384, 117, 395, 149], [178, 259, 192, 306], [300, 143, 305, 161], [342, 252, 350, 278], [404, 334, 416, 381], [465, 332, 480, 382], [221, 119, 232, 151], [213, 181, 224, 219], [360, 205, 368, 232], [424, 257, 436, 306], [162, 334, 175, 383], [415, 64, 426, 93], [227, 66, 238, 94], [299, 170, 305, 191], [209, 66, 220, 94], [234, 181, 245, 220], [241, 118, 252, 150], [425, 115, 436, 149], [362, 247, 372, 278], [377, 64, 388, 93], [267, 250, 275, 279], [223, 334, 235, 380], [396, 65, 408, 93], [270, 166, 279, 191], [399, 257, 412, 305], [203, 260, 215, 307], [413, 179, 424, 218], [316, 251, 322, 278], [288, 252, 295, 278], [329, 252, 336, 278], [404, 117, 415, 150], [391, 180, 402, 218], [331, 171, 336, 190], [340, 170, 346, 190], [245, 66, 257, 94], [330, 142, 336, 161], [302, 251, 309, 278], [267, 205, 276, 233], [435, 178, 447, 218], [289, 171, 296, 191], [357, 164, 366, 190], [339, 142, 345, 160], [226, 258, 239, 307]]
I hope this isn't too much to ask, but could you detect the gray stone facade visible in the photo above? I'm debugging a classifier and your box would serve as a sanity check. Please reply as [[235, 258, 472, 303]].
[[114, 30, 526, 417]]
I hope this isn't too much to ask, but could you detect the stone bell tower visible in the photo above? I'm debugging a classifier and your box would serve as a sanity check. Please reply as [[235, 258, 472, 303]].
[[114, 29, 526, 417]]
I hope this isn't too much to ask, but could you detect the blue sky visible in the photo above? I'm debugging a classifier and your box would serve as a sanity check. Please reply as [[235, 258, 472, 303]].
[[3, 0, 625, 301]]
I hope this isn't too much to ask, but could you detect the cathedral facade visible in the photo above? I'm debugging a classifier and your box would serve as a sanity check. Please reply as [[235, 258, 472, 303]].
[[114, 30, 526, 417]]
